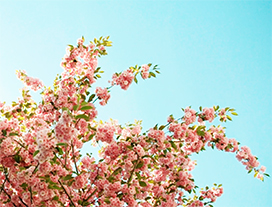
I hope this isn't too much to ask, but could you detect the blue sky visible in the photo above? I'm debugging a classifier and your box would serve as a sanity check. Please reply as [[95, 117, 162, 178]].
[[0, 1, 271, 206]]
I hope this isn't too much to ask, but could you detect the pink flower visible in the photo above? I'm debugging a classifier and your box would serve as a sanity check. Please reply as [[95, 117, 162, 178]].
[[260, 166, 266, 173], [167, 115, 174, 123], [200, 107, 215, 122], [141, 64, 150, 79], [96, 122, 115, 143], [95, 87, 111, 105], [112, 69, 134, 90], [98, 45, 105, 51], [77, 37, 84, 45], [184, 107, 196, 124], [105, 141, 121, 159], [16, 70, 44, 91], [131, 125, 141, 135], [148, 129, 165, 144], [219, 108, 226, 116]]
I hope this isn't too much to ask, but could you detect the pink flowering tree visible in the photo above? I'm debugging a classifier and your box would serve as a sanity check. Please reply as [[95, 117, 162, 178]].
[[0, 36, 268, 207]]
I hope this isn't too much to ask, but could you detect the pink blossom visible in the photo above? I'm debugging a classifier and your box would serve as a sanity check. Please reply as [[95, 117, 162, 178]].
[[260, 166, 266, 173], [112, 69, 134, 90], [16, 70, 44, 91], [184, 107, 196, 124], [202, 107, 215, 122], [77, 37, 84, 45], [95, 87, 111, 105], [96, 122, 115, 143], [98, 45, 105, 51], [141, 64, 150, 79], [0, 36, 266, 207]]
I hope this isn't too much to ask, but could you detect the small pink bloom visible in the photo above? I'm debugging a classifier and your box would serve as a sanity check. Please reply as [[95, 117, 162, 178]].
[[260, 166, 266, 173]]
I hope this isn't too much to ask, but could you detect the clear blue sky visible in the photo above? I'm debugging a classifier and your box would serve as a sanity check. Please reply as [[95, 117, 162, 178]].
[[0, 1, 271, 206]]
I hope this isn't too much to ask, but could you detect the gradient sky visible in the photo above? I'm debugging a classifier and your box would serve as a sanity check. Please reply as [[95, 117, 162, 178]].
[[0, 1, 271, 206]]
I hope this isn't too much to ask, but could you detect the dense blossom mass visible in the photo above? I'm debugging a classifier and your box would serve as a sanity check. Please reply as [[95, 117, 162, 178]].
[[0, 36, 268, 207]]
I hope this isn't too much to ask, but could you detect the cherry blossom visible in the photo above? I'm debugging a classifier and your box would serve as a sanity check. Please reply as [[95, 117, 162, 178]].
[[0, 36, 267, 207]]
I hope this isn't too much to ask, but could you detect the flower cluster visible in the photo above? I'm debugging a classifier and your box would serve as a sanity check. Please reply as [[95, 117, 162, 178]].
[[16, 70, 44, 91], [55, 110, 78, 143], [95, 87, 110, 106], [35, 127, 56, 163], [184, 107, 196, 125], [95, 122, 116, 144], [199, 107, 215, 122], [236, 146, 259, 170], [200, 186, 223, 202], [0, 36, 267, 207], [141, 64, 150, 79], [112, 69, 135, 90]]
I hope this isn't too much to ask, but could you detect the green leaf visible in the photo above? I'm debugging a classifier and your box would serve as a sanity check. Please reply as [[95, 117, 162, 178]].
[[88, 94, 95, 102], [159, 125, 165, 130], [14, 154, 22, 163], [75, 114, 90, 121], [33, 150, 40, 157], [104, 198, 110, 204], [80, 101, 88, 106], [9, 132, 18, 136], [48, 184, 62, 190], [196, 126, 206, 137], [126, 145, 133, 150], [226, 115, 232, 121], [55, 147, 63, 155], [264, 173, 270, 177], [134, 77, 138, 84], [62, 174, 73, 181], [80, 94, 86, 101], [136, 172, 141, 180], [136, 160, 144, 169], [254, 171, 258, 178], [107, 176, 115, 183], [88, 134, 95, 141], [231, 112, 238, 116], [80, 106, 93, 111], [112, 167, 122, 175], [62, 107, 69, 111], [52, 196, 59, 201], [56, 143, 68, 147], [20, 183, 28, 190], [81, 201, 90, 206], [169, 141, 177, 150], [67, 179, 75, 186], [73, 105, 79, 111], [149, 72, 156, 77], [2, 130, 7, 136], [139, 181, 147, 187]]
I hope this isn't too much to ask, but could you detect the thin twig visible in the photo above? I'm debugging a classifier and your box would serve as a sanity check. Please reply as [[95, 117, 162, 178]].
[[58, 179, 76, 207]]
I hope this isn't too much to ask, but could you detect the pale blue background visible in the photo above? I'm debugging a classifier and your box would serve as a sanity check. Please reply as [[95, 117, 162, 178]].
[[0, 1, 271, 206]]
